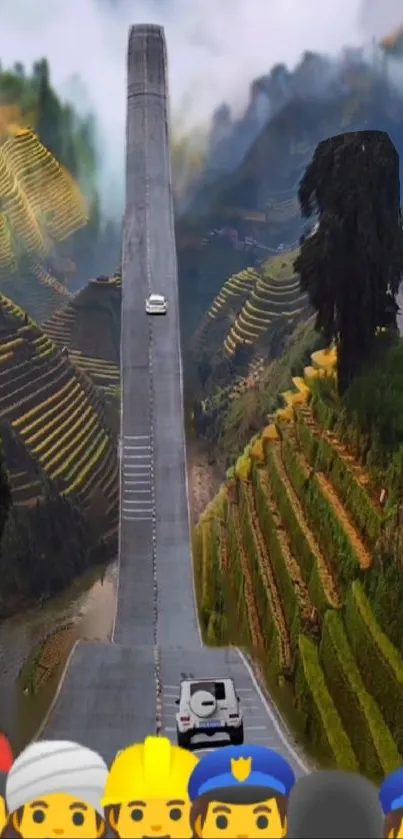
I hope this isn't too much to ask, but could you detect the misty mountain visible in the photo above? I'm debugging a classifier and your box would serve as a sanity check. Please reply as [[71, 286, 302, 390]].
[[179, 42, 403, 243]]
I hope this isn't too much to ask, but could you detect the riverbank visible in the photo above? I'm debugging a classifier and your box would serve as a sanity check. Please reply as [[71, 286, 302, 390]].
[[0, 560, 117, 753]]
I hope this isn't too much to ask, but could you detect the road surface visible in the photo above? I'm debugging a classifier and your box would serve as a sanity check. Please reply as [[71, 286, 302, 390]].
[[41, 24, 307, 777]]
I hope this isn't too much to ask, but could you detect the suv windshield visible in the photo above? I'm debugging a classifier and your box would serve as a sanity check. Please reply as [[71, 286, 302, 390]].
[[189, 681, 226, 700]]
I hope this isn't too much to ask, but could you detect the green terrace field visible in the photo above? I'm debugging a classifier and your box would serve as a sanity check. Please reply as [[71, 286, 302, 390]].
[[0, 292, 119, 547], [194, 369, 403, 781], [43, 274, 121, 404], [201, 250, 310, 359], [68, 351, 120, 401]]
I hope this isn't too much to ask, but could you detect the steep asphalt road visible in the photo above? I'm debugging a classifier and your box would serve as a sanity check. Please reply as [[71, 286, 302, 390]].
[[41, 24, 307, 777]]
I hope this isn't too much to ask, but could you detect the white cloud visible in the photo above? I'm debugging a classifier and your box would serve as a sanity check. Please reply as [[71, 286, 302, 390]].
[[1, 0, 401, 217]]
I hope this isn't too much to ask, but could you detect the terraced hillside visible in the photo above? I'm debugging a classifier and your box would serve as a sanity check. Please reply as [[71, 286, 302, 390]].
[[0, 293, 118, 567], [194, 346, 403, 782], [43, 274, 121, 405], [200, 249, 309, 360], [0, 264, 73, 324], [0, 125, 88, 322]]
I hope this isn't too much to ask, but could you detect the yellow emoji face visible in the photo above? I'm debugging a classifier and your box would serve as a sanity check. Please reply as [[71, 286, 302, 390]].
[[388, 815, 403, 838], [0, 795, 6, 835], [107, 797, 192, 838], [194, 796, 287, 839], [12, 792, 105, 838]]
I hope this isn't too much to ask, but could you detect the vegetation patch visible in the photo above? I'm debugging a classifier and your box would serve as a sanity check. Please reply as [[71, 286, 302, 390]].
[[295, 408, 382, 546], [281, 434, 366, 583], [19, 623, 75, 694], [264, 440, 340, 611], [344, 581, 403, 753], [296, 634, 358, 771], [320, 609, 401, 780]]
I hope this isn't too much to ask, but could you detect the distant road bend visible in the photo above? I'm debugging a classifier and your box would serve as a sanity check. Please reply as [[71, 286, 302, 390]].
[[42, 24, 306, 775]]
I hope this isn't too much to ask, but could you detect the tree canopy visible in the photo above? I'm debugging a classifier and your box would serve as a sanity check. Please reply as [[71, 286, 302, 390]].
[[295, 130, 403, 393]]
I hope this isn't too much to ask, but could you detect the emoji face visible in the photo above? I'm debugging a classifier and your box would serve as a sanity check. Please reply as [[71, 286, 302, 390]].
[[0, 796, 6, 835], [388, 816, 403, 838], [195, 797, 287, 838], [12, 792, 104, 838], [108, 798, 192, 838]]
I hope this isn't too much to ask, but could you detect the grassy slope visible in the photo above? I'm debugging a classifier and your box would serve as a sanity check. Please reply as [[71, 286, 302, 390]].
[[194, 248, 322, 467]]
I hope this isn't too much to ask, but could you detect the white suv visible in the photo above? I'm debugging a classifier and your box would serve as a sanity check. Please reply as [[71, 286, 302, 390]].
[[145, 294, 167, 315], [175, 678, 243, 749]]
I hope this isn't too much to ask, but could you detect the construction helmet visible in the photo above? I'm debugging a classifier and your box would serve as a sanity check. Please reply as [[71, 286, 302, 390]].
[[102, 736, 199, 805]]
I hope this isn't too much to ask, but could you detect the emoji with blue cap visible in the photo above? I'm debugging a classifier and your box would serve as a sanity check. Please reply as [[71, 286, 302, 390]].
[[380, 767, 403, 837], [188, 745, 295, 838]]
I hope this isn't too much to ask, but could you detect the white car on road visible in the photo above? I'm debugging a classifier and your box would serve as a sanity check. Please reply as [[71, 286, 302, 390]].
[[175, 677, 244, 749], [145, 293, 168, 315]]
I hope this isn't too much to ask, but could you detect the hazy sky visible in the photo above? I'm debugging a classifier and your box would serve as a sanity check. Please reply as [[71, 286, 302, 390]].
[[1, 0, 401, 216]]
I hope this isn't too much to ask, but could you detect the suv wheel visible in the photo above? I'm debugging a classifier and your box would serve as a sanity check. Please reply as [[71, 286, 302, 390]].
[[230, 724, 244, 745], [177, 728, 192, 749]]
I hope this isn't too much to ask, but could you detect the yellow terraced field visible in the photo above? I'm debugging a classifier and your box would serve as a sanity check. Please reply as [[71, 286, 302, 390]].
[[223, 252, 309, 355]]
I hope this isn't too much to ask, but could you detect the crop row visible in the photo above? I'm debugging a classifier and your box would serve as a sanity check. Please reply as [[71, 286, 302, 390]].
[[64, 435, 110, 497], [264, 440, 341, 610], [49, 415, 99, 478], [344, 582, 403, 755], [295, 409, 382, 546], [5, 360, 70, 421], [21, 379, 80, 438], [296, 634, 358, 770], [27, 386, 86, 451], [83, 441, 117, 500], [280, 430, 370, 583], [238, 480, 292, 672], [38, 405, 95, 468], [226, 503, 260, 653], [208, 268, 258, 320], [320, 609, 400, 780]]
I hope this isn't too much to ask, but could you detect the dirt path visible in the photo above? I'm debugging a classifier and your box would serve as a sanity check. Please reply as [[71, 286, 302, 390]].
[[301, 407, 382, 512], [314, 471, 373, 570]]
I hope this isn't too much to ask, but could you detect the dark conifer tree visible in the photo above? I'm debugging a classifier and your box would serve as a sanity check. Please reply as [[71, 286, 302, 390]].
[[34, 58, 63, 162], [295, 130, 403, 394]]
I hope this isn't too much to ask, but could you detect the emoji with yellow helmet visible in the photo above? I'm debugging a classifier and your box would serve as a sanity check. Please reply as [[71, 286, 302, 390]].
[[188, 744, 295, 838], [102, 736, 199, 838], [2, 740, 108, 838]]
